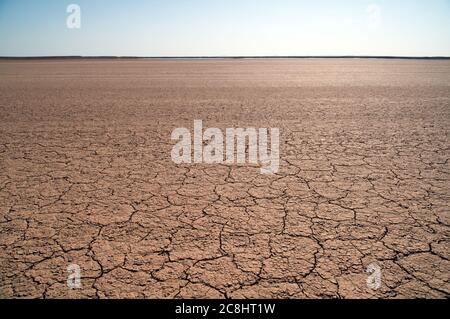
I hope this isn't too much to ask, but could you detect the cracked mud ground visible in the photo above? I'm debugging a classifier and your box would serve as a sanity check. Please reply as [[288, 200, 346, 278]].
[[0, 59, 449, 299]]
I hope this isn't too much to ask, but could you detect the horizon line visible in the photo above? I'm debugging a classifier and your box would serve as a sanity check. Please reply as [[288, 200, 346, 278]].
[[1, 55, 450, 60]]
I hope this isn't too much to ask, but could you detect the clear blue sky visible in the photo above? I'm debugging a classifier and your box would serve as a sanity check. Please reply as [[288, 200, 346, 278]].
[[1, 0, 449, 57]]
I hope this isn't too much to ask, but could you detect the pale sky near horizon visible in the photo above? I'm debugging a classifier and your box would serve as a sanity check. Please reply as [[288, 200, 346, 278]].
[[0, 0, 449, 57]]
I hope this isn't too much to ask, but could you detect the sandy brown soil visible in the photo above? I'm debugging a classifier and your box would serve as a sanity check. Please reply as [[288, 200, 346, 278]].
[[0, 59, 449, 299]]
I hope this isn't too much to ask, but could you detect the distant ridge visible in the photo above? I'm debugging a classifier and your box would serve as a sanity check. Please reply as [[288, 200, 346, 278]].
[[1, 55, 450, 60]]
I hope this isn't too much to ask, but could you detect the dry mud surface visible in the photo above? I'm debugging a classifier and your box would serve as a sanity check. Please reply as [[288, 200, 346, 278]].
[[0, 59, 449, 299]]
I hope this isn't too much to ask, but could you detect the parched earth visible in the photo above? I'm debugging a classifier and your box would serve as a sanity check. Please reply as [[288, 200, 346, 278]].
[[0, 59, 449, 299]]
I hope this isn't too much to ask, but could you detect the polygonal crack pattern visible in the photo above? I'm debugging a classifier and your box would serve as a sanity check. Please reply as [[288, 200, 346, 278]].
[[0, 59, 449, 298]]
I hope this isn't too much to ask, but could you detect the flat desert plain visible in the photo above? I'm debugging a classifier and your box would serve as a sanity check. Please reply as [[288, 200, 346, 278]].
[[0, 59, 449, 299]]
